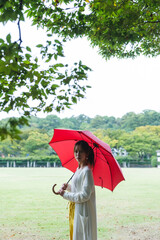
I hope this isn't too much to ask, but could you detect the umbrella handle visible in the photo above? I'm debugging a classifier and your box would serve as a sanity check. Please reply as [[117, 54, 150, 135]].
[[52, 184, 60, 195]]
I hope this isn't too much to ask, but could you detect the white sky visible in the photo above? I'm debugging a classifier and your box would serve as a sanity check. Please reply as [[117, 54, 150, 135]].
[[0, 20, 160, 120]]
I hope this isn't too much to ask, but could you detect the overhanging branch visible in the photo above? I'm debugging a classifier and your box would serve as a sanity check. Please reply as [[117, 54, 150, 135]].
[[17, 19, 22, 47], [17, 0, 23, 48]]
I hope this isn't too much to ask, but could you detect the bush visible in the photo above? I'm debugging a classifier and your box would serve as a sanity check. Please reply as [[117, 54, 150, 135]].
[[151, 156, 157, 167], [116, 155, 134, 165], [0, 155, 61, 167]]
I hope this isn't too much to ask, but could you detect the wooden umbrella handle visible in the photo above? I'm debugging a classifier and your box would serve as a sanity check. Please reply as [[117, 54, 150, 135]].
[[52, 184, 60, 195]]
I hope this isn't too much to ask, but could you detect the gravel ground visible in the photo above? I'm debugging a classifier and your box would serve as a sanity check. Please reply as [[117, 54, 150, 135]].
[[1, 223, 160, 240], [111, 222, 160, 240]]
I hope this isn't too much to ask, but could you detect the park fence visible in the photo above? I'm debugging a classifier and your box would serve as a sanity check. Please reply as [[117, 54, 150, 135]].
[[0, 156, 157, 168], [0, 155, 61, 168]]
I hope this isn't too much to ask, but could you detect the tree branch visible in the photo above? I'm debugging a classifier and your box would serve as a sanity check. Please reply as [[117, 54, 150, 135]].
[[17, 0, 23, 48], [17, 19, 22, 47], [143, 20, 160, 25]]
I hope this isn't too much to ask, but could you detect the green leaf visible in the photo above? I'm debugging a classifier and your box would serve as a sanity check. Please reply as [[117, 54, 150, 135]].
[[36, 44, 43, 48], [23, 60, 30, 65], [0, 38, 4, 44], [26, 46, 31, 52], [25, 54, 32, 60], [54, 54, 58, 60], [53, 63, 64, 68], [51, 84, 59, 90], [6, 34, 11, 43], [41, 80, 49, 88], [72, 97, 77, 103], [55, 40, 61, 44]]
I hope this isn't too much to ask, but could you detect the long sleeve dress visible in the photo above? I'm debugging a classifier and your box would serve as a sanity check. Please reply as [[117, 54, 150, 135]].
[[63, 165, 97, 240]]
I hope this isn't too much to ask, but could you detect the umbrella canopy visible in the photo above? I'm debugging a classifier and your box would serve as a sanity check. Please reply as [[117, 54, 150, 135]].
[[49, 129, 125, 191]]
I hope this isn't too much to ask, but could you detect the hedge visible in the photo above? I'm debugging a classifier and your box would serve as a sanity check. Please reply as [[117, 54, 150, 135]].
[[0, 155, 61, 167]]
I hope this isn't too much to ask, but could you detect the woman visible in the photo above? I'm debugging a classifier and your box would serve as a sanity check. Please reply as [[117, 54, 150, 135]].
[[59, 140, 97, 240]]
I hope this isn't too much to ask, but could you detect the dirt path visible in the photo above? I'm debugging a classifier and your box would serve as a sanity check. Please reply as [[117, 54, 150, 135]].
[[111, 222, 160, 240], [1, 223, 160, 240]]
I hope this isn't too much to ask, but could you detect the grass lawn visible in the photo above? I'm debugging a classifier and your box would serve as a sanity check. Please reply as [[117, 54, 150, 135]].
[[0, 167, 160, 240]]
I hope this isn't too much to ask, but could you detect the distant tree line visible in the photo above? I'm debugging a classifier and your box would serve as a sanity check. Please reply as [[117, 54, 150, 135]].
[[0, 109, 160, 167], [24, 109, 160, 132]]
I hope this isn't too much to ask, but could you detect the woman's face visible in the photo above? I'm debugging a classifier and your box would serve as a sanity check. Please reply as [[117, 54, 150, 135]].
[[74, 145, 88, 167]]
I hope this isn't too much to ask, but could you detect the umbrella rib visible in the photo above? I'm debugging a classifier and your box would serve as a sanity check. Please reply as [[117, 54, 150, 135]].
[[80, 132, 113, 155], [63, 156, 75, 168], [78, 132, 94, 144], [50, 139, 78, 144]]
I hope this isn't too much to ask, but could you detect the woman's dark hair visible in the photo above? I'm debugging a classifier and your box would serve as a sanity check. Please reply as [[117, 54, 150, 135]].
[[74, 140, 95, 166]]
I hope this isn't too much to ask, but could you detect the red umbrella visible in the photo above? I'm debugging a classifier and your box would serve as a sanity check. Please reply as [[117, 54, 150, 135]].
[[49, 129, 125, 191]]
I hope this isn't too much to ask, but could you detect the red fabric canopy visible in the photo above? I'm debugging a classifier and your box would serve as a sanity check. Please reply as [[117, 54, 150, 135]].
[[49, 129, 125, 191]]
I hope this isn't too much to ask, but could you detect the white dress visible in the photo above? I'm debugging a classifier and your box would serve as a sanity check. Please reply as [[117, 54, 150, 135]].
[[63, 166, 97, 240]]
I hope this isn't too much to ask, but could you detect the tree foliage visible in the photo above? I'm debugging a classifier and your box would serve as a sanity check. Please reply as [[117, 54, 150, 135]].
[[0, 0, 92, 139], [94, 126, 160, 162], [0, 0, 160, 139], [1, 110, 160, 163], [88, 0, 160, 59], [24, 0, 160, 58]]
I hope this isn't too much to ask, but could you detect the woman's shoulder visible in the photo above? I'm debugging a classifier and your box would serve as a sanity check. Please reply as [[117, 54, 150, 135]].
[[82, 165, 92, 173]]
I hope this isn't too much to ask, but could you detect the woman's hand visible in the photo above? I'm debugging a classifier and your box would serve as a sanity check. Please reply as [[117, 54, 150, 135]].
[[62, 183, 68, 190], [52, 183, 67, 196], [59, 189, 65, 196], [59, 183, 68, 196]]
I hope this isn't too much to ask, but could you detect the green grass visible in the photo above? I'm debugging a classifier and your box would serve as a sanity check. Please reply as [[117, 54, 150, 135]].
[[0, 168, 160, 240]]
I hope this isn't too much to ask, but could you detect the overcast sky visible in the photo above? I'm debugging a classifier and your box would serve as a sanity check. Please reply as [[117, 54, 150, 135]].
[[1, 20, 160, 120]]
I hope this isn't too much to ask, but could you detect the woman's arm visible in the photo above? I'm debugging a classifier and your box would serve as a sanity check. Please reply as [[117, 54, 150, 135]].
[[66, 184, 71, 192], [62, 169, 94, 203]]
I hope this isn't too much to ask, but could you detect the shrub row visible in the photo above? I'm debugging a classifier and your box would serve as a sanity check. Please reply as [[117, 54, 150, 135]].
[[0, 155, 158, 167], [115, 156, 157, 167], [0, 155, 60, 162], [0, 155, 61, 167]]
